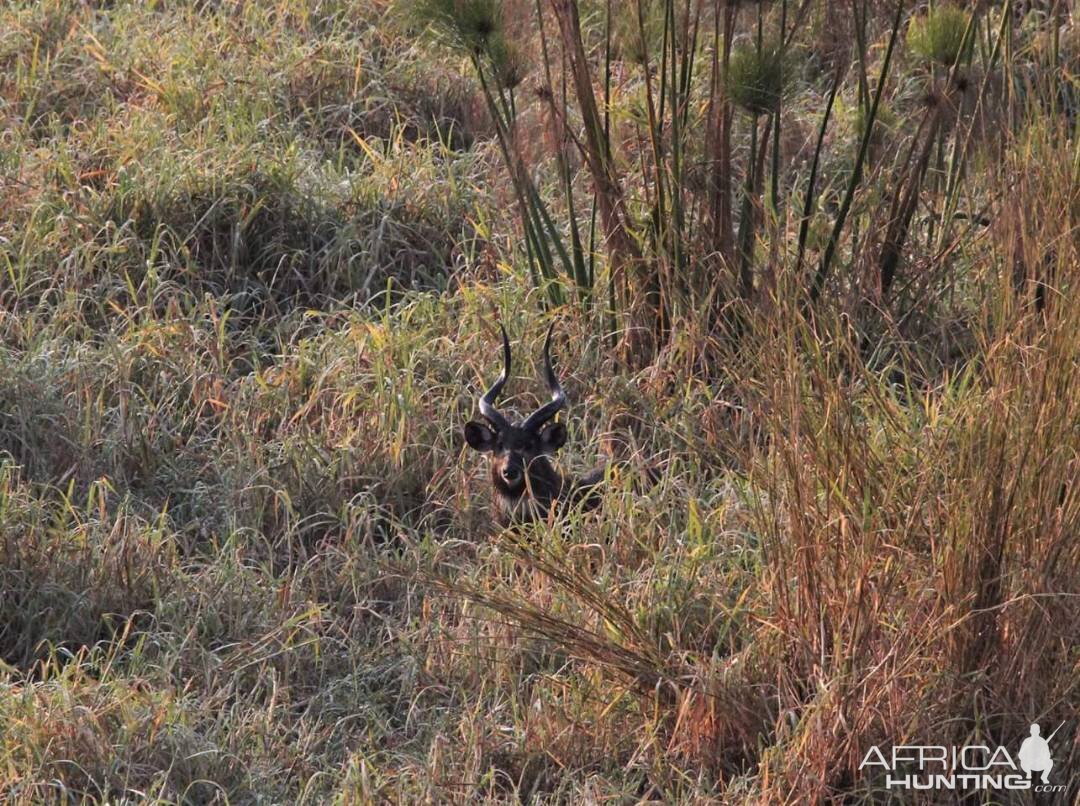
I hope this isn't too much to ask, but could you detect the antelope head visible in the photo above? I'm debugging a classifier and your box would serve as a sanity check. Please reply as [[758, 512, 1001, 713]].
[[464, 324, 600, 525]]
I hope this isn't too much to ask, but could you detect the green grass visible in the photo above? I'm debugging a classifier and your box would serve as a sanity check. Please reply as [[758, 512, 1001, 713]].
[[2, 1, 1079, 803], [907, 4, 972, 68]]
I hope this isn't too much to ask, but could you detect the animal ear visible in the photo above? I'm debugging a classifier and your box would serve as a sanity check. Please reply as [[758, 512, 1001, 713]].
[[463, 421, 497, 452], [538, 421, 567, 452]]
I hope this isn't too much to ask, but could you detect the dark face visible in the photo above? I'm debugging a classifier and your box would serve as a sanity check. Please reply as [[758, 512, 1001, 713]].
[[463, 420, 567, 495]]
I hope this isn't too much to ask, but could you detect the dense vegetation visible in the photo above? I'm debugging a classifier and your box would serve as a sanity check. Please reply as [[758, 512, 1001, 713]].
[[1, 0, 1077, 802]]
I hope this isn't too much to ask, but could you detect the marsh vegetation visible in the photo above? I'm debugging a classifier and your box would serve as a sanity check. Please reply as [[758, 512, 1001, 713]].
[[0, 0, 1077, 802]]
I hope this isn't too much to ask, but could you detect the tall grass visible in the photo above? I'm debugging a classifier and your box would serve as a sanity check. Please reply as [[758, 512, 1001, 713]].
[[410, 0, 1033, 359], [1, 0, 1078, 802]]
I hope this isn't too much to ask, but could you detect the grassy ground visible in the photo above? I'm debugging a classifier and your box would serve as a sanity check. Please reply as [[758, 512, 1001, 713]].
[[1, 0, 1078, 803]]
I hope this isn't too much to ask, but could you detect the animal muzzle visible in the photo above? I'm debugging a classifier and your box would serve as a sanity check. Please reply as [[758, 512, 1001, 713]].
[[500, 462, 523, 484]]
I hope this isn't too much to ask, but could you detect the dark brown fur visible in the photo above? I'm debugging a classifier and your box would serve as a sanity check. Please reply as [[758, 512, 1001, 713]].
[[465, 323, 614, 527], [464, 419, 605, 526]]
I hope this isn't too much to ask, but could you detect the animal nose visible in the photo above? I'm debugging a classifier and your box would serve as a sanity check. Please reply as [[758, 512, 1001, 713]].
[[502, 466, 521, 482]]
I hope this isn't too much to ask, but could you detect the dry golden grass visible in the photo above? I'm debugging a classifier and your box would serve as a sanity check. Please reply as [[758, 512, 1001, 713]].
[[1, 0, 1077, 803]]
